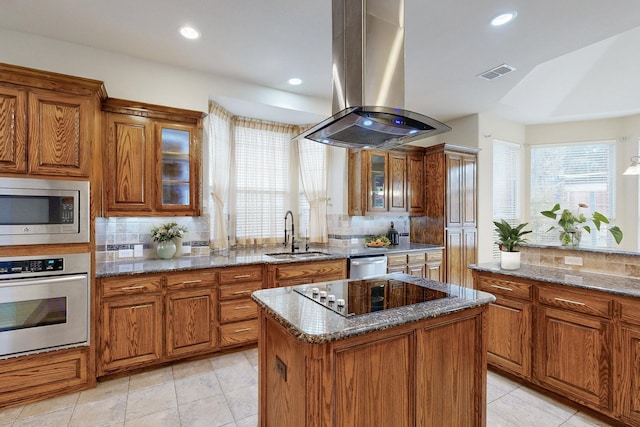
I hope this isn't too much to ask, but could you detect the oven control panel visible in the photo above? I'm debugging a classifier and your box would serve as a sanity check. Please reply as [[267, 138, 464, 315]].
[[0, 258, 64, 275]]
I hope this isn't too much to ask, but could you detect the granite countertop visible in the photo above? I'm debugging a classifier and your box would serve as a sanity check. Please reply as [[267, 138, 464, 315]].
[[251, 272, 495, 344], [470, 262, 640, 298], [95, 243, 444, 278]]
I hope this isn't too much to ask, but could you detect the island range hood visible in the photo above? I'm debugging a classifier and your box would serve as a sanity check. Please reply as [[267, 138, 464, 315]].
[[295, 0, 451, 150]]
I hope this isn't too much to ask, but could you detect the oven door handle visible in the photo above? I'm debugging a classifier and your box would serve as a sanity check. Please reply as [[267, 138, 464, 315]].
[[0, 274, 88, 288]]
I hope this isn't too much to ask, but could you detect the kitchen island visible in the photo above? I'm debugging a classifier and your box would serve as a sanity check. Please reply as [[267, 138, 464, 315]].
[[251, 273, 495, 427]]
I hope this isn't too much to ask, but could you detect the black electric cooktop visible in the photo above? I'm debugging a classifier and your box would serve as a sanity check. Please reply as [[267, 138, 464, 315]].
[[293, 278, 450, 318]]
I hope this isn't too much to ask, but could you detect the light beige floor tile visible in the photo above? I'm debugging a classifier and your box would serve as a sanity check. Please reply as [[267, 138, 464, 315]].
[[509, 386, 577, 421], [12, 407, 74, 427], [242, 347, 258, 367], [175, 371, 223, 405], [487, 387, 576, 426], [128, 366, 173, 392], [225, 384, 258, 421], [125, 382, 177, 421], [77, 376, 129, 404], [562, 411, 615, 427], [210, 351, 250, 370], [236, 414, 258, 427], [215, 362, 258, 394], [18, 392, 79, 419], [172, 358, 215, 380], [0, 405, 23, 424], [69, 394, 127, 427], [179, 394, 234, 427], [486, 371, 521, 403], [124, 407, 181, 427]]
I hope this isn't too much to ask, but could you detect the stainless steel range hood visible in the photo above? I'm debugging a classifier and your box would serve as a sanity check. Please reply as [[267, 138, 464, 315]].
[[295, 0, 450, 150]]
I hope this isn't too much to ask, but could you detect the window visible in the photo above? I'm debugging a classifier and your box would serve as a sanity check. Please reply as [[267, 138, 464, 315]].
[[492, 140, 522, 259], [529, 141, 617, 247]]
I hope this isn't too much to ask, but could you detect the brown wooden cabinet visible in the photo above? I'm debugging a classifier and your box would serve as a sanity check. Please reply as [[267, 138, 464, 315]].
[[268, 259, 347, 288], [386, 249, 443, 281], [407, 152, 426, 215], [0, 63, 105, 177], [476, 273, 532, 379], [412, 144, 478, 288], [102, 98, 204, 216], [620, 298, 640, 425]]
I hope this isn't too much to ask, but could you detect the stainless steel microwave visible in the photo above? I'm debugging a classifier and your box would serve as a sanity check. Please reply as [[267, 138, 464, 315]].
[[0, 177, 89, 245]]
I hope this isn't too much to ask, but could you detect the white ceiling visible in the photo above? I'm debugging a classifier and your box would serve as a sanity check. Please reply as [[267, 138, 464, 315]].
[[1, 0, 640, 125]]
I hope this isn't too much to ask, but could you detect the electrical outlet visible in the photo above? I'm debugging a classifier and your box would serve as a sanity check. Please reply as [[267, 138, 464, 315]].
[[134, 244, 143, 257], [118, 249, 133, 258], [564, 256, 583, 266], [182, 245, 191, 255]]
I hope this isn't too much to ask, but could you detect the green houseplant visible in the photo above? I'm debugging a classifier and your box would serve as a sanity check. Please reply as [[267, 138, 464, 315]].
[[493, 220, 532, 269], [540, 203, 622, 247]]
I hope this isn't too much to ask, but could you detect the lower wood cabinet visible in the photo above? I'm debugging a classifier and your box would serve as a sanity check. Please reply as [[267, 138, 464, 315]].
[[618, 298, 640, 425], [268, 259, 347, 288], [166, 287, 216, 358], [386, 249, 443, 281]]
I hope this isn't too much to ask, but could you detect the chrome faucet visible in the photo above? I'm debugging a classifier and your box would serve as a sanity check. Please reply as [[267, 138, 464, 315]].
[[284, 210, 298, 253]]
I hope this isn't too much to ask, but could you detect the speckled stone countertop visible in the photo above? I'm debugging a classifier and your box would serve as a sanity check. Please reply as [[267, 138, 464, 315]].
[[469, 262, 640, 298], [251, 273, 495, 344], [95, 243, 443, 278]]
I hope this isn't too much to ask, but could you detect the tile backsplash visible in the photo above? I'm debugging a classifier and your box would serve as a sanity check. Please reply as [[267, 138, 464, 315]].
[[96, 214, 411, 261]]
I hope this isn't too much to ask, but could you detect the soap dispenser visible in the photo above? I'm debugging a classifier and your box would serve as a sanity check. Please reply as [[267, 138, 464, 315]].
[[387, 221, 399, 245]]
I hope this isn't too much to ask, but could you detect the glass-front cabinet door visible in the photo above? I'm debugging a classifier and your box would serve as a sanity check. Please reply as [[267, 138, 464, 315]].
[[156, 123, 196, 212], [367, 151, 388, 212]]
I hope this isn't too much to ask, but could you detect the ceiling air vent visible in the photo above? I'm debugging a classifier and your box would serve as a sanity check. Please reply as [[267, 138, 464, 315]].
[[477, 63, 516, 80]]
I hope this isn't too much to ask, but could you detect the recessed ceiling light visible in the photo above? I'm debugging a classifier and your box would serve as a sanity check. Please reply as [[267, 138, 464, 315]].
[[179, 25, 200, 40], [288, 78, 302, 86], [491, 12, 517, 26]]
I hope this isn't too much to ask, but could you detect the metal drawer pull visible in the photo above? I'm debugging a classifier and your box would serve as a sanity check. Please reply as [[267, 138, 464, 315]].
[[182, 279, 202, 284], [491, 285, 513, 291], [232, 290, 251, 295], [234, 327, 252, 333], [554, 297, 586, 306], [130, 304, 151, 309], [234, 305, 252, 310], [233, 274, 252, 279], [121, 285, 145, 290]]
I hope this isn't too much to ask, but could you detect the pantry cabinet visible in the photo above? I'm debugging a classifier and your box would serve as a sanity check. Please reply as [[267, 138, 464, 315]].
[[102, 98, 204, 216], [0, 63, 105, 177]]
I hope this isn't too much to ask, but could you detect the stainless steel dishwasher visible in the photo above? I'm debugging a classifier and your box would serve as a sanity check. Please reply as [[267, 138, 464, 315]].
[[348, 254, 388, 279]]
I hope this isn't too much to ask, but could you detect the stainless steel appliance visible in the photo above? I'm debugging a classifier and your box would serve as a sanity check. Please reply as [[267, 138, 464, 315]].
[[0, 252, 90, 358], [349, 255, 388, 279], [0, 177, 89, 245]]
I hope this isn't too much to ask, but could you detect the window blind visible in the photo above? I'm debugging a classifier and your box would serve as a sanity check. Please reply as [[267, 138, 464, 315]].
[[492, 140, 522, 259]]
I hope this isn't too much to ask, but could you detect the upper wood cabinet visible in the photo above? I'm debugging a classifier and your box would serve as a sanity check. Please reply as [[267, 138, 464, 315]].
[[348, 149, 425, 216], [0, 63, 105, 177], [102, 98, 205, 216]]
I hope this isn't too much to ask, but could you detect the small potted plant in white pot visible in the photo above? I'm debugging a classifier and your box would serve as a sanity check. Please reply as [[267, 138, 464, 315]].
[[493, 219, 532, 270]]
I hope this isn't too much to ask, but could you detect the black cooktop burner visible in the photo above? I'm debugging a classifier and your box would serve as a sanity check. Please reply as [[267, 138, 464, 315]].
[[293, 278, 450, 318]]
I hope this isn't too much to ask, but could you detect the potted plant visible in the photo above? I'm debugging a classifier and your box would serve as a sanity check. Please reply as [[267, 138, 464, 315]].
[[540, 203, 622, 247], [151, 221, 187, 259], [493, 219, 532, 270]]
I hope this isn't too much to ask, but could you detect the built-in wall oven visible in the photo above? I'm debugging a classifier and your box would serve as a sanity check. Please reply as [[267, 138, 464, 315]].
[[0, 252, 90, 358]]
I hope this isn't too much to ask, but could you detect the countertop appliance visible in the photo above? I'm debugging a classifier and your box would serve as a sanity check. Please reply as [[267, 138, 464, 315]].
[[0, 252, 90, 358], [294, 277, 450, 318], [348, 254, 388, 279], [0, 177, 89, 245]]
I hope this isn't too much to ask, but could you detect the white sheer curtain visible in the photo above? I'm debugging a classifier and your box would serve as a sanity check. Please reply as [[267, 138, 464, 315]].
[[206, 102, 232, 249], [298, 139, 329, 243]]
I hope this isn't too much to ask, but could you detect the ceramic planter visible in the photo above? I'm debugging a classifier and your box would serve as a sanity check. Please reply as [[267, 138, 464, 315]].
[[500, 251, 521, 270]]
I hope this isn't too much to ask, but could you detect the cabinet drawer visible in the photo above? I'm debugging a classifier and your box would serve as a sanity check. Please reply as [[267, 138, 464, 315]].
[[101, 276, 162, 298], [538, 286, 612, 318], [386, 254, 408, 266], [426, 250, 443, 262], [620, 299, 640, 325], [273, 260, 346, 282], [219, 266, 263, 284], [219, 299, 258, 323], [166, 270, 217, 289], [219, 281, 263, 300], [407, 252, 426, 264], [477, 277, 532, 300], [219, 319, 258, 347]]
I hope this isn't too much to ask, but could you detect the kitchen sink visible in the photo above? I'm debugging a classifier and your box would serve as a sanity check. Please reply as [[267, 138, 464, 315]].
[[265, 251, 331, 260]]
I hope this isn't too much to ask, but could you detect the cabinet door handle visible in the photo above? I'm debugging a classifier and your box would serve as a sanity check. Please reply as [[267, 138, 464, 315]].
[[491, 284, 513, 291], [129, 304, 152, 310], [234, 305, 252, 310], [233, 274, 252, 279], [232, 290, 251, 295], [182, 279, 203, 284], [554, 297, 586, 306], [121, 285, 145, 291], [234, 327, 252, 333]]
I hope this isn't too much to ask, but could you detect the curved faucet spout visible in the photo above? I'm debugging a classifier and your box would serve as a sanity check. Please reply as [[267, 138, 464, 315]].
[[284, 210, 295, 250]]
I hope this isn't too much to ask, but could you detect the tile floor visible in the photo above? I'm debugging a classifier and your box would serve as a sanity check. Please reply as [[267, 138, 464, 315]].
[[0, 347, 615, 427]]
